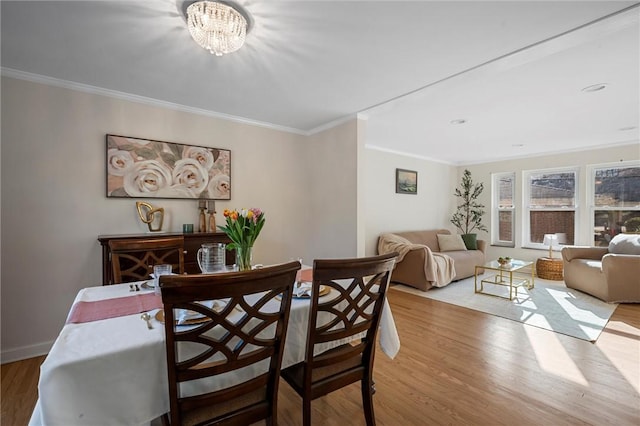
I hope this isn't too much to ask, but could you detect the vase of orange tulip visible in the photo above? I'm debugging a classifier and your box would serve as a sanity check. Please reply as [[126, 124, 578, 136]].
[[218, 208, 266, 271]]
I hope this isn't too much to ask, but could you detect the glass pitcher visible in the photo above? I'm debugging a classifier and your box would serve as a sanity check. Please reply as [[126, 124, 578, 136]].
[[197, 243, 226, 273]]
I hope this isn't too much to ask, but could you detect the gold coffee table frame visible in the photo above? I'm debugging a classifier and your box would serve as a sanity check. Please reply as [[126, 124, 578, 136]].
[[475, 260, 535, 300]]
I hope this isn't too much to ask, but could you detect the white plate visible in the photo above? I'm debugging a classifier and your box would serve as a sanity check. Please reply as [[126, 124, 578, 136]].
[[287, 285, 330, 299], [155, 310, 211, 326]]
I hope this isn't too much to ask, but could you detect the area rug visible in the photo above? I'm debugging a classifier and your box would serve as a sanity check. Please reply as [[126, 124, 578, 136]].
[[391, 275, 618, 341]]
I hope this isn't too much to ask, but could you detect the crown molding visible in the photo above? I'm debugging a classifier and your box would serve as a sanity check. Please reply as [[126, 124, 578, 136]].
[[306, 113, 359, 135], [365, 140, 640, 167], [364, 144, 455, 165], [457, 140, 640, 166], [0, 67, 307, 136]]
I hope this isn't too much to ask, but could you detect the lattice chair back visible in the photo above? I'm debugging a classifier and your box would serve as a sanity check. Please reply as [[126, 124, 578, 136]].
[[159, 261, 300, 426], [109, 237, 184, 284], [307, 253, 396, 375], [280, 252, 398, 426]]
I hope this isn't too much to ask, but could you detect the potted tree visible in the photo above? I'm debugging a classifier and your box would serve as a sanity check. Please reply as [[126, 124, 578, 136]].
[[451, 169, 487, 249]]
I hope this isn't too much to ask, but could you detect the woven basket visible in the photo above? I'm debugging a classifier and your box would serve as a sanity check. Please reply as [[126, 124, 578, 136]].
[[536, 258, 564, 281]]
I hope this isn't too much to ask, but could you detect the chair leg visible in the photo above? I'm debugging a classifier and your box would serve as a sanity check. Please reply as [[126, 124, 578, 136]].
[[362, 378, 376, 426], [160, 413, 170, 426], [303, 397, 312, 426]]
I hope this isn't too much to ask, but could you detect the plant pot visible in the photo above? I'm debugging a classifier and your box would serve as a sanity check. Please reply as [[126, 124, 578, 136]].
[[461, 233, 478, 250]]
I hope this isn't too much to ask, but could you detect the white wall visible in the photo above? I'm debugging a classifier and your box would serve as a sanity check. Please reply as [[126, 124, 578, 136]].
[[0, 77, 355, 361], [463, 143, 640, 263], [363, 146, 457, 256]]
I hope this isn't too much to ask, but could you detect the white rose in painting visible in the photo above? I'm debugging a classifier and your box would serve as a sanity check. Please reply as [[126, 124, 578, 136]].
[[156, 184, 197, 198], [123, 160, 172, 197], [172, 158, 208, 196], [209, 174, 230, 199], [184, 147, 214, 171], [107, 148, 134, 176]]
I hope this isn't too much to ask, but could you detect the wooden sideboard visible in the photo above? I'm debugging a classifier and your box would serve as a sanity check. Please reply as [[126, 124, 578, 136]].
[[98, 232, 234, 285]]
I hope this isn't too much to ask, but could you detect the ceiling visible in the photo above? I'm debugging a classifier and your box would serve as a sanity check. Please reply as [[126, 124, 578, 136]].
[[2, 1, 639, 164]]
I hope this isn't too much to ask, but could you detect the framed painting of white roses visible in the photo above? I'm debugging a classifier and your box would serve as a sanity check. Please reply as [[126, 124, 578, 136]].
[[106, 135, 231, 200]]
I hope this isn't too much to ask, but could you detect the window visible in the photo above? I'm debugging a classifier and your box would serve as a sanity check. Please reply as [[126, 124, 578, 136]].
[[492, 172, 515, 247], [523, 167, 578, 248], [590, 162, 640, 247]]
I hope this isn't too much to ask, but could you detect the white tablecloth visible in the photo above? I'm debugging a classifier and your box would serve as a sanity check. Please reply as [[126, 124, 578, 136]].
[[29, 281, 400, 426]]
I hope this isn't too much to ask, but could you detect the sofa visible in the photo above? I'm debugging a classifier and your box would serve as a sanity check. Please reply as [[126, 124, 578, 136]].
[[562, 233, 640, 303], [377, 229, 486, 291]]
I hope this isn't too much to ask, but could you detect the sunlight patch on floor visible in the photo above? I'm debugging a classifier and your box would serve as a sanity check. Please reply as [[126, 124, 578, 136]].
[[525, 324, 589, 386], [597, 320, 640, 393]]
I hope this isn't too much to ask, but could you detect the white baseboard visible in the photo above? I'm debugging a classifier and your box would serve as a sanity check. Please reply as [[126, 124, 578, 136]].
[[1, 341, 52, 364]]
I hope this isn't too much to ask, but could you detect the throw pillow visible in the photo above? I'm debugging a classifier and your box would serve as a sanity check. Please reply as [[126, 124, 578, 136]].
[[437, 234, 467, 252], [461, 234, 478, 250], [608, 233, 640, 255]]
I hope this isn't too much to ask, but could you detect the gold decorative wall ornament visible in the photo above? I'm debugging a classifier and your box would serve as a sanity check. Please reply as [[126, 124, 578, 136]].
[[136, 201, 165, 232]]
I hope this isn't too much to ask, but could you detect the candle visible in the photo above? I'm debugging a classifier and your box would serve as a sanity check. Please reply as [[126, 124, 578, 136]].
[[207, 200, 216, 212]]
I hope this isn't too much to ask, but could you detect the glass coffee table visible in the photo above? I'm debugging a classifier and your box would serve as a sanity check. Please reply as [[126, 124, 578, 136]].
[[475, 259, 535, 300]]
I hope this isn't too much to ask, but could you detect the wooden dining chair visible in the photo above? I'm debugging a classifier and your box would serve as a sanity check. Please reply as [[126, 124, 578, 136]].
[[159, 261, 301, 426], [280, 252, 398, 426], [108, 236, 185, 284]]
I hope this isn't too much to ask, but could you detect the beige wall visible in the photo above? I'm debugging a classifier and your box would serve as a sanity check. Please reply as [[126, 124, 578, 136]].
[[0, 77, 358, 361], [362, 146, 457, 256], [463, 144, 640, 263], [3, 75, 637, 362], [304, 120, 359, 260]]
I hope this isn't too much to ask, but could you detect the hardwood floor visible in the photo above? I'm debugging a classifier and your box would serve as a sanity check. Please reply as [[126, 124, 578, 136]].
[[1, 355, 46, 426], [3, 290, 639, 425]]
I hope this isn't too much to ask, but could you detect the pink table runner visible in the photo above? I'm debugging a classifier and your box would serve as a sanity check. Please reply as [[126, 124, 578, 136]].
[[67, 293, 162, 324]]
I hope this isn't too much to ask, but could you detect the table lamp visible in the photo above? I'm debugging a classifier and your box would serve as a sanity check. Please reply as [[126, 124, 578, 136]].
[[543, 234, 559, 258]]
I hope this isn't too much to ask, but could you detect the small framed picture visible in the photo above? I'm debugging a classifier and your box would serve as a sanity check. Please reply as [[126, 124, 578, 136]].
[[396, 169, 417, 194]]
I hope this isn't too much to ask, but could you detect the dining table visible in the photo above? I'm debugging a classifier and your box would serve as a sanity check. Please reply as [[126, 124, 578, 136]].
[[28, 271, 400, 426]]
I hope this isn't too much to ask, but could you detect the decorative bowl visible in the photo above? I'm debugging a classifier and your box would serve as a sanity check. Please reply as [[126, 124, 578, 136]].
[[497, 257, 512, 267]]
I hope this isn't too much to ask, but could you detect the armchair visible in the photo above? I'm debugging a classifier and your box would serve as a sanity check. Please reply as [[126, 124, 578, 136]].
[[562, 234, 640, 303]]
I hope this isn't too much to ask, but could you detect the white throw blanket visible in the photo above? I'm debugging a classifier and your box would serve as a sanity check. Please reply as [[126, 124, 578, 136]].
[[378, 233, 456, 287]]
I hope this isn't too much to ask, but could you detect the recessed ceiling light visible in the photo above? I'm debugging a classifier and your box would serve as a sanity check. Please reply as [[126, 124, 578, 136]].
[[619, 126, 637, 131], [581, 83, 608, 93], [450, 119, 466, 125]]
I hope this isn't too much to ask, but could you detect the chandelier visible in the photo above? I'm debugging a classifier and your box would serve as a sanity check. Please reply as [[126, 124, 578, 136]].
[[186, 1, 247, 56]]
